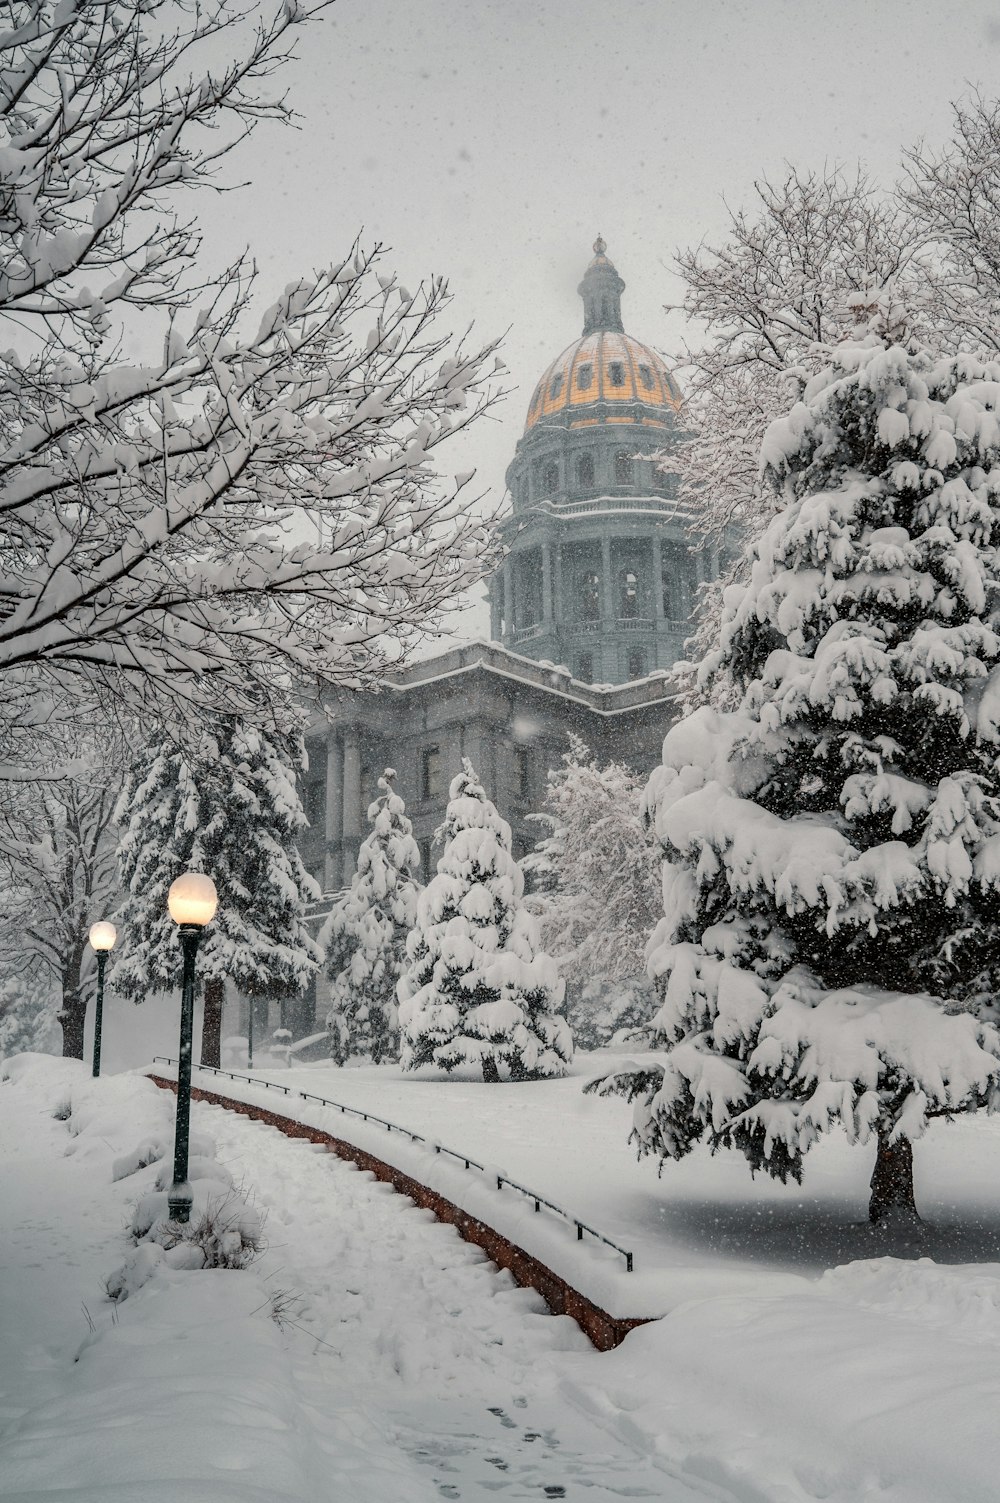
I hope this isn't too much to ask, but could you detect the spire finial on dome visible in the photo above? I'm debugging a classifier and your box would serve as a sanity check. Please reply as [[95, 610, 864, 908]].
[[578, 237, 625, 335]]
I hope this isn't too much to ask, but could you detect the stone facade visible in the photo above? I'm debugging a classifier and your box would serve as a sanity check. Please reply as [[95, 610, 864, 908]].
[[283, 240, 714, 1038]]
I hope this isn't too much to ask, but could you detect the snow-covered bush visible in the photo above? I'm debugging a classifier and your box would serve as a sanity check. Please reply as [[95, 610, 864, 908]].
[[598, 332, 1000, 1222], [114, 718, 321, 1068], [320, 770, 420, 1065], [566, 977, 656, 1052], [399, 761, 572, 1082]]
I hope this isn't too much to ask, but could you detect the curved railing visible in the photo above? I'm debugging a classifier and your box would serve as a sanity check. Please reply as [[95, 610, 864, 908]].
[[151, 1056, 634, 1272]]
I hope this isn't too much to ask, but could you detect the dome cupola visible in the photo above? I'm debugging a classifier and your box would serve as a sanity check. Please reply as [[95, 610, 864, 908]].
[[492, 238, 714, 688], [578, 235, 625, 335]]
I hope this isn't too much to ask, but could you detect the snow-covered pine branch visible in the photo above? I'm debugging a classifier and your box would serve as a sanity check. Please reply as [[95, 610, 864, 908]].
[[398, 760, 572, 1083], [320, 768, 420, 1065], [0, 1, 505, 753], [600, 332, 1000, 1223], [113, 716, 321, 1067]]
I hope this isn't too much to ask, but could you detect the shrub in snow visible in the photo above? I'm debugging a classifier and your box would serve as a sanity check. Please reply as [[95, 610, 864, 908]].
[[114, 718, 322, 1068], [398, 760, 572, 1082], [320, 769, 420, 1065], [597, 333, 1000, 1223], [109, 1182, 265, 1299], [524, 737, 661, 1047]]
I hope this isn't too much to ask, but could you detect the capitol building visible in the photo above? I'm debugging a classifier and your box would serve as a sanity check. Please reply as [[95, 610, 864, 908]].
[[286, 240, 722, 1033]]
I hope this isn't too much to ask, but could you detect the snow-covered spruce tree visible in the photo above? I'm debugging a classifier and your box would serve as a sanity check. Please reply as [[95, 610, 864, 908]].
[[319, 770, 420, 1065], [115, 719, 321, 1068], [597, 332, 1000, 1224], [524, 738, 661, 1047], [398, 761, 572, 1082]]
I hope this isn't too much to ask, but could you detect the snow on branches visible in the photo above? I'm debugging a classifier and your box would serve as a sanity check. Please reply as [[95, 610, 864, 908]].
[[398, 760, 572, 1083], [524, 737, 660, 1046], [600, 335, 1000, 1221], [320, 769, 420, 1065], [0, 1, 504, 753]]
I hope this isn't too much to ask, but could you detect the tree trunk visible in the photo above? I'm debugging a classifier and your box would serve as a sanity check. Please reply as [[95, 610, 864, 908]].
[[482, 1055, 500, 1084], [58, 998, 87, 1060], [59, 949, 87, 1059], [201, 976, 225, 1069], [869, 1131, 919, 1224]]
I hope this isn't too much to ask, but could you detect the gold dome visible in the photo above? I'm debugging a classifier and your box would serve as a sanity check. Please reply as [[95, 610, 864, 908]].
[[524, 329, 683, 432]]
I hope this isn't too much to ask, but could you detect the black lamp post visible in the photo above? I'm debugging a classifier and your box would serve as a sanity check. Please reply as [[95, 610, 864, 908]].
[[88, 921, 116, 1077], [166, 872, 218, 1224]]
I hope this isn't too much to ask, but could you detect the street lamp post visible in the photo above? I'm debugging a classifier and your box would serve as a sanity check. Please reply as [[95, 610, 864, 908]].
[[166, 872, 218, 1224], [88, 921, 117, 1078]]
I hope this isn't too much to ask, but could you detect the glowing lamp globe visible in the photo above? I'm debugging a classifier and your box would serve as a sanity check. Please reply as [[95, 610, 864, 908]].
[[89, 920, 117, 952], [167, 872, 218, 927]]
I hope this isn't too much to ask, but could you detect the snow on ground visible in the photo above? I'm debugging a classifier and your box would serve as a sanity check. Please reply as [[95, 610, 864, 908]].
[[6, 1051, 1000, 1501], [154, 1049, 1000, 1318]]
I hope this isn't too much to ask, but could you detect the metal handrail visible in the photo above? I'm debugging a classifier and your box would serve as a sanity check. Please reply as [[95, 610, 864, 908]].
[[151, 1056, 634, 1271]]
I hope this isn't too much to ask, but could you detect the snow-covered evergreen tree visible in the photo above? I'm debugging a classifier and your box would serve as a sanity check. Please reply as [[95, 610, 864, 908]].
[[398, 761, 572, 1082], [599, 329, 1000, 1222], [320, 770, 420, 1065], [114, 718, 321, 1067], [524, 737, 661, 1047]]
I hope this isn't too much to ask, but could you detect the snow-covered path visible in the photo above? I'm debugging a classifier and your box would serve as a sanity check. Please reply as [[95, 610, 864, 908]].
[[198, 1099, 725, 1502]]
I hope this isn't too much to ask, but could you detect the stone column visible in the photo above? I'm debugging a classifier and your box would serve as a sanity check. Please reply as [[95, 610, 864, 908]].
[[324, 733, 343, 890], [601, 534, 613, 620], [651, 534, 664, 621], [553, 540, 564, 630], [541, 540, 553, 624], [488, 581, 501, 642], [341, 729, 362, 886], [502, 559, 513, 640]]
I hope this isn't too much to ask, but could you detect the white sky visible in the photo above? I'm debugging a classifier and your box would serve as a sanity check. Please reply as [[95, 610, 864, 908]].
[[195, 0, 1000, 633]]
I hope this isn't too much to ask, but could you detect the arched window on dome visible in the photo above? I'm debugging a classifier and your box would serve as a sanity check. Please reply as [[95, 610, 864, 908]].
[[543, 461, 559, 496], [618, 568, 642, 620], [614, 450, 634, 485], [576, 454, 594, 489], [638, 364, 655, 391], [608, 361, 626, 388], [550, 372, 563, 401], [576, 363, 593, 391]]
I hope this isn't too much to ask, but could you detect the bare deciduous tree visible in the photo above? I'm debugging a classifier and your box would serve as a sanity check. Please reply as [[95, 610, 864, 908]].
[[0, 0, 504, 762]]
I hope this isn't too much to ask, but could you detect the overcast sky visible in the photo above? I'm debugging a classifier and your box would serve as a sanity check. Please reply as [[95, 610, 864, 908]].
[[197, 0, 1000, 632]]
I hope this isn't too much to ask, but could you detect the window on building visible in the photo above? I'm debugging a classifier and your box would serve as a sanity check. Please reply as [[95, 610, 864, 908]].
[[422, 745, 443, 801], [576, 454, 594, 488], [514, 744, 530, 800], [576, 363, 593, 391], [619, 568, 641, 619], [549, 371, 563, 401], [638, 364, 654, 391], [615, 450, 634, 484], [578, 569, 601, 621], [662, 568, 679, 620], [608, 361, 626, 387], [627, 648, 647, 680], [543, 461, 559, 495], [575, 652, 594, 684]]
